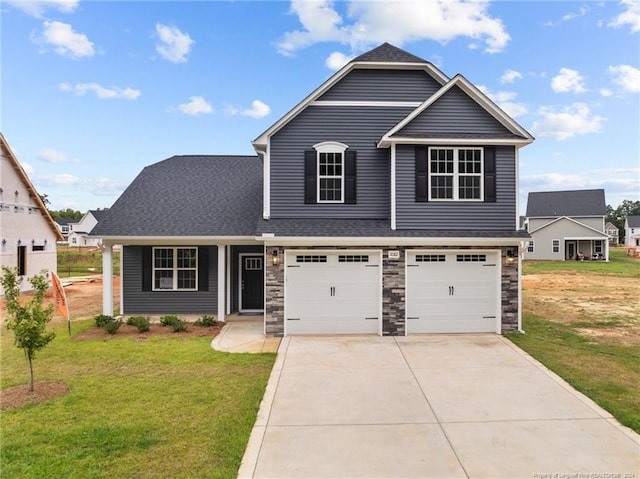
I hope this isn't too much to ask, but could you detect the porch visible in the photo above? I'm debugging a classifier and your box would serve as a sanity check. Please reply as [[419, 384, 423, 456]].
[[564, 238, 608, 261]]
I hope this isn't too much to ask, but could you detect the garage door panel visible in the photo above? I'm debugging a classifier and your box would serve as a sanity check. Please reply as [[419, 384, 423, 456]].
[[285, 251, 381, 335], [407, 251, 499, 334]]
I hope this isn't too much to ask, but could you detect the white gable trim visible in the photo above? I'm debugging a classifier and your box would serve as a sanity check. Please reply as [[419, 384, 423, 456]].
[[528, 216, 608, 237], [252, 61, 449, 150], [378, 74, 533, 148]]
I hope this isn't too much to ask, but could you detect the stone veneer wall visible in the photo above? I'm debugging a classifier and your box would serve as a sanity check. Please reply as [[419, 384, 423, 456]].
[[264, 245, 520, 336]]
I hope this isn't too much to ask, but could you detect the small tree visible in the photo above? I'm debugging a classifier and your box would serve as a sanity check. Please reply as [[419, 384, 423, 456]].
[[1, 267, 56, 392]]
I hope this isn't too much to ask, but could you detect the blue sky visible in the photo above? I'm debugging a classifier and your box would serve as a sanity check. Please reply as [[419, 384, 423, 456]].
[[2, 0, 639, 214]]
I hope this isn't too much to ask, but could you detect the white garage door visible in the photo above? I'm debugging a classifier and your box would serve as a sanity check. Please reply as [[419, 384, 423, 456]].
[[406, 251, 499, 333], [285, 251, 381, 335]]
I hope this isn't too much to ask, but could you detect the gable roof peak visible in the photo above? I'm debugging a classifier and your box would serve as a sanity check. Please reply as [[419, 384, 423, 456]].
[[351, 42, 429, 64]]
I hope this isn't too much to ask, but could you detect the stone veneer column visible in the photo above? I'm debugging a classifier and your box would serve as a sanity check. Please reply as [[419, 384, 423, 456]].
[[265, 246, 285, 336], [382, 247, 405, 336], [500, 247, 520, 333]]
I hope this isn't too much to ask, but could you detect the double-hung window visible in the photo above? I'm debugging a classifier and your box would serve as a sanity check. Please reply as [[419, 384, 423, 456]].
[[153, 247, 197, 291], [429, 147, 483, 201], [315, 142, 348, 203]]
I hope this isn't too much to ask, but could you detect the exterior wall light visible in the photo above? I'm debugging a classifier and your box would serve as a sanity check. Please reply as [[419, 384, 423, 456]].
[[272, 249, 280, 266], [505, 248, 516, 264]]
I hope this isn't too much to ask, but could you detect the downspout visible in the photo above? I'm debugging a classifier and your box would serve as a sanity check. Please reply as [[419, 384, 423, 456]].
[[390, 143, 396, 231]]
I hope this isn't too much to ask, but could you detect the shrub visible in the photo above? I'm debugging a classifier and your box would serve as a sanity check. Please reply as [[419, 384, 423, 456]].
[[104, 320, 123, 335], [194, 315, 217, 327], [95, 314, 115, 329], [126, 316, 150, 333], [171, 319, 188, 333], [159, 315, 180, 327], [159, 315, 188, 333]]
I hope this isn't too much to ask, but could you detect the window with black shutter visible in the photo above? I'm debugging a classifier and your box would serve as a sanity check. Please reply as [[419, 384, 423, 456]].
[[304, 142, 356, 204]]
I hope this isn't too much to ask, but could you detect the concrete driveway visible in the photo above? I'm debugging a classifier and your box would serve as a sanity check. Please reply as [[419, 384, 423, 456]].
[[238, 335, 640, 479]]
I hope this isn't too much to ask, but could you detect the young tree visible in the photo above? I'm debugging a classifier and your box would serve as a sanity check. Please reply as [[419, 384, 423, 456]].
[[1, 267, 56, 392]]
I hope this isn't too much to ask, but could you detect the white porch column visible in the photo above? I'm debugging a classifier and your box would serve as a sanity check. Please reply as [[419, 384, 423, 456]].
[[217, 244, 226, 322], [605, 238, 610, 262], [101, 243, 114, 316]]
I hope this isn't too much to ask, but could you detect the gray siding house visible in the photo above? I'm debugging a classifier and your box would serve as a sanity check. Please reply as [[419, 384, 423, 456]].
[[92, 43, 533, 336], [524, 189, 609, 261], [625, 215, 640, 247]]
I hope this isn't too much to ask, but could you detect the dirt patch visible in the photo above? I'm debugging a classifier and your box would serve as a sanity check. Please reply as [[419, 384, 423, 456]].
[[73, 322, 224, 341], [523, 272, 640, 346], [1, 381, 70, 410]]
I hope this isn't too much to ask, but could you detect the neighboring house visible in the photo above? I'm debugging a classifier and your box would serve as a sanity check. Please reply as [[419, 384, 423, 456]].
[[0, 134, 63, 295], [92, 43, 534, 336], [54, 217, 74, 242], [524, 189, 609, 261], [67, 210, 106, 247], [604, 221, 619, 246], [625, 215, 640, 247]]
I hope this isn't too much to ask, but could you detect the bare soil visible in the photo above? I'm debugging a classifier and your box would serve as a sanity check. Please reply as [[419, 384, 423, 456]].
[[523, 272, 640, 346]]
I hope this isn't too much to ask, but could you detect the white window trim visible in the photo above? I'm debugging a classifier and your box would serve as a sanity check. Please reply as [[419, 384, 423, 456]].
[[552, 239, 560, 253], [428, 147, 484, 202], [314, 141, 348, 204], [152, 247, 198, 292], [527, 240, 534, 253]]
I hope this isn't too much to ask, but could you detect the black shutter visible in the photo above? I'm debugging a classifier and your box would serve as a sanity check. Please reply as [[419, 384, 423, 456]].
[[142, 246, 152, 291], [415, 147, 428, 202], [344, 150, 357, 204], [304, 150, 317, 204], [484, 147, 496, 203], [198, 246, 209, 291]]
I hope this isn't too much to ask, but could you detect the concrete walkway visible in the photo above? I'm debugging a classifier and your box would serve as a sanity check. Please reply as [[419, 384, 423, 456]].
[[239, 334, 640, 479], [211, 319, 280, 353]]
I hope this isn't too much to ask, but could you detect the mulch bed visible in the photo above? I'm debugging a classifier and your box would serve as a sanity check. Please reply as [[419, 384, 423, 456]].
[[1, 381, 70, 410], [72, 322, 224, 341]]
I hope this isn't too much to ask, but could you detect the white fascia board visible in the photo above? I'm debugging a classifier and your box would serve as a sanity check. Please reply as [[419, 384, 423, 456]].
[[252, 61, 449, 151], [378, 137, 533, 148], [95, 236, 261, 246], [378, 74, 534, 147], [311, 101, 422, 108], [259, 236, 525, 247]]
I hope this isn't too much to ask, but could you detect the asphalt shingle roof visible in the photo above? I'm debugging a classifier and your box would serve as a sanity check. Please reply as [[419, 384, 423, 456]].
[[627, 215, 640, 228], [91, 155, 262, 237], [526, 189, 606, 217], [351, 42, 429, 64]]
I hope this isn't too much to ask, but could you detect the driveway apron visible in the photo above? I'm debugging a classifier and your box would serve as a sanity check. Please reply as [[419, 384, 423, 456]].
[[238, 335, 640, 479]]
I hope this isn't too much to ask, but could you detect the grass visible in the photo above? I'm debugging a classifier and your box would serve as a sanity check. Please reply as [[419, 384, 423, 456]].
[[57, 245, 120, 278], [523, 247, 640, 278], [509, 247, 640, 434], [1, 320, 276, 478]]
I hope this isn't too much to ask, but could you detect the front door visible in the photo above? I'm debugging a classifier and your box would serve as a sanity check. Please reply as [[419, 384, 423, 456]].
[[566, 241, 576, 260], [240, 255, 264, 311]]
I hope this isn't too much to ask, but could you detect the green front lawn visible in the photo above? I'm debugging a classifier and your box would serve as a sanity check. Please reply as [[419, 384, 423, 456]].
[[1, 321, 276, 478], [523, 247, 640, 278]]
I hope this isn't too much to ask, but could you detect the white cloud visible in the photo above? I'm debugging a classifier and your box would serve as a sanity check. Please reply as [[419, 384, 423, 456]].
[[35, 20, 94, 58], [478, 86, 528, 118], [608, 0, 640, 33], [226, 100, 271, 119], [500, 69, 522, 84], [155, 23, 194, 63], [532, 103, 604, 140], [241, 100, 271, 119], [600, 88, 613, 97], [7, 0, 78, 18], [325, 51, 353, 70], [59, 82, 141, 99], [177, 96, 213, 115], [608, 64, 640, 93], [277, 0, 510, 56], [521, 169, 640, 195], [551, 68, 587, 93], [38, 148, 77, 163]]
